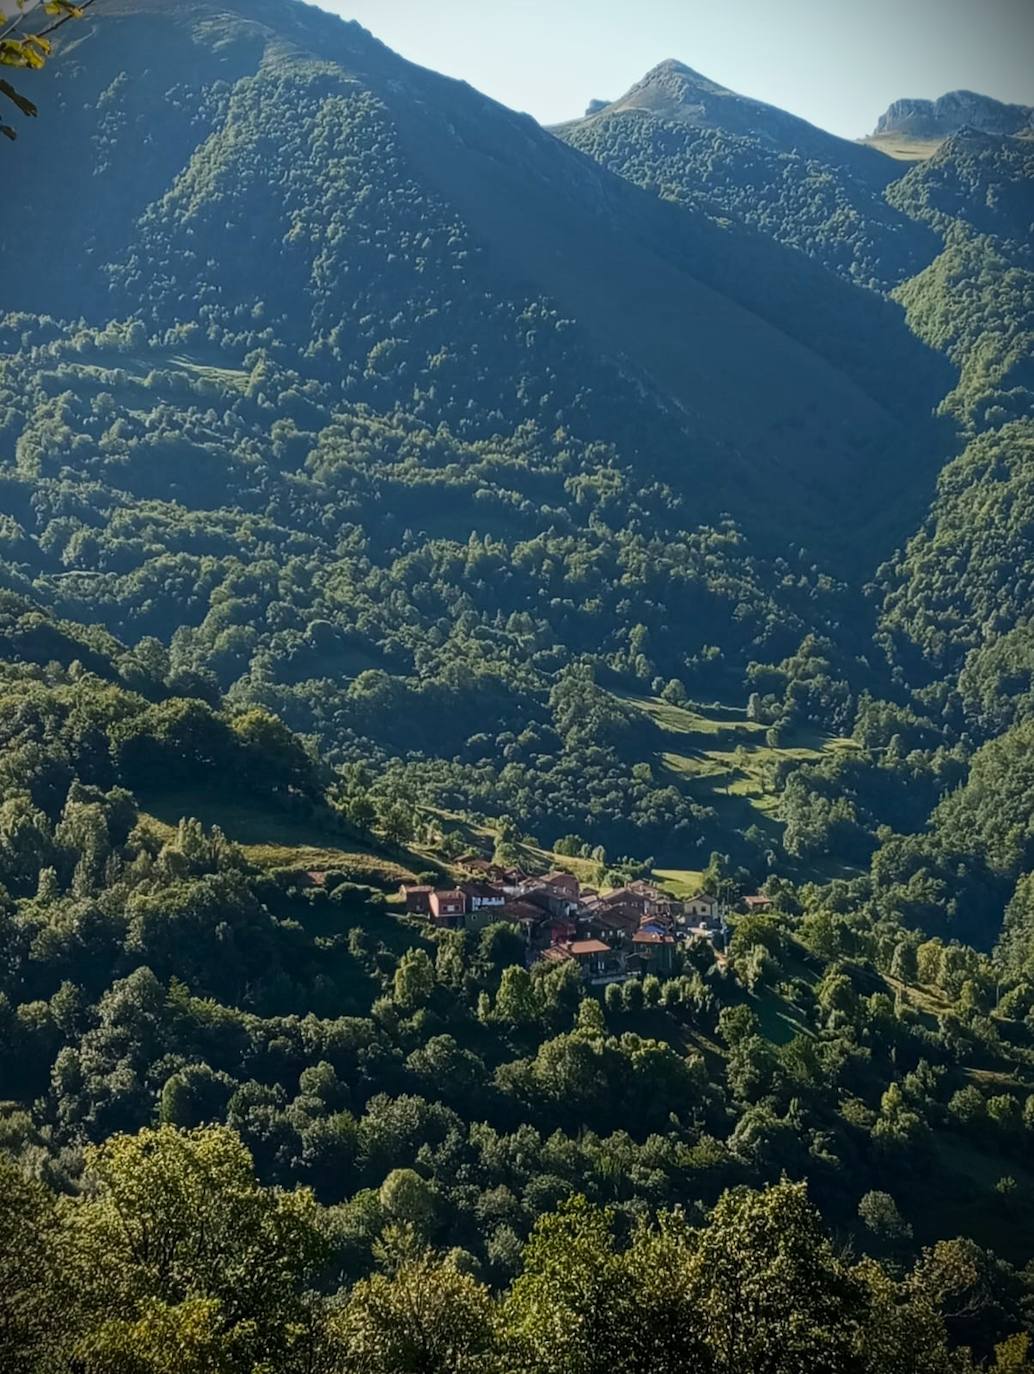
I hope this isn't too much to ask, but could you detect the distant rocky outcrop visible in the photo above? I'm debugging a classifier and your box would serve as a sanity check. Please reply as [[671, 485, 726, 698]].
[[874, 90, 1034, 140]]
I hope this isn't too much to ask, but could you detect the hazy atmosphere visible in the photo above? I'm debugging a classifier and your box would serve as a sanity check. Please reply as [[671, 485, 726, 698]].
[[321, 0, 1034, 134]]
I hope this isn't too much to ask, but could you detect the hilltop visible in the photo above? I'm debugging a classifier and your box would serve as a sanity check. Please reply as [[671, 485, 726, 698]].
[[561, 58, 896, 187], [557, 59, 943, 293]]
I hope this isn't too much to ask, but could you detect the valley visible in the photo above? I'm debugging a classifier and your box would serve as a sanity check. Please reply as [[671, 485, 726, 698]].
[[0, 1, 1033, 1368]]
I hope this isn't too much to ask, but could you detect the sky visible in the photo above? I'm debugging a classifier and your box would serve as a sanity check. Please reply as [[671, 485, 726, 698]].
[[315, 0, 1034, 138]]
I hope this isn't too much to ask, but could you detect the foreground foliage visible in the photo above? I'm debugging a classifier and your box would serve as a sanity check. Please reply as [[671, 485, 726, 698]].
[[3, 1132, 1027, 1373]]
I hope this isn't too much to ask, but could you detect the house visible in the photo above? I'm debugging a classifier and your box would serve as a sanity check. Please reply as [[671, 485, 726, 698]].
[[587, 904, 639, 944], [597, 880, 682, 922], [742, 893, 773, 913], [683, 891, 726, 926], [563, 939, 615, 981], [460, 879, 507, 931], [639, 916, 675, 939], [536, 938, 627, 985], [598, 885, 653, 919], [542, 871, 581, 902], [540, 944, 575, 967], [520, 881, 578, 920], [632, 929, 676, 974], [461, 881, 505, 909], [547, 917, 578, 947], [429, 889, 466, 929], [500, 899, 549, 946], [402, 884, 433, 916]]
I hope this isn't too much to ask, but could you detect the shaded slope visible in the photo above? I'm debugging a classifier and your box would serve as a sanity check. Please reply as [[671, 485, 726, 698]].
[[2, 0, 949, 554], [557, 63, 942, 294], [888, 128, 1034, 243]]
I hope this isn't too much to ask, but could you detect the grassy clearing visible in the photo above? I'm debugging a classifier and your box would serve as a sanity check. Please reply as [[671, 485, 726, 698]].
[[861, 133, 944, 161], [619, 692, 857, 868], [168, 353, 250, 390], [653, 868, 705, 897], [138, 790, 419, 889]]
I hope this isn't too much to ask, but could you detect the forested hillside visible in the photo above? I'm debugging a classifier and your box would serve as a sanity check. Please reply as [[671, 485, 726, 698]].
[[558, 61, 940, 291], [2, 1, 1034, 1369]]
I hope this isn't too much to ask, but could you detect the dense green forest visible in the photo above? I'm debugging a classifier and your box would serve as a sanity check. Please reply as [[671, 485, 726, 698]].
[[2, 1, 1034, 1369]]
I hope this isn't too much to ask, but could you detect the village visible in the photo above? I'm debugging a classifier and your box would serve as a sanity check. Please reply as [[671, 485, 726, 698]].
[[401, 863, 775, 985]]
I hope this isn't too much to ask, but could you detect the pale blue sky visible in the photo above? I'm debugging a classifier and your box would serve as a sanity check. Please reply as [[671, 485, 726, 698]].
[[314, 0, 1034, 138]]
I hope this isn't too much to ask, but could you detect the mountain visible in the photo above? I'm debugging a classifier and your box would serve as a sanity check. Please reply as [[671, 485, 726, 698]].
[[2, 1, 945, 552], [5, 11, 1034, 1357], [557, 60, 941, 292], [888, 127, 1034, 242], [0, 0, 942, 868], [874, 89, 1034, 140], [0, 0, 1025, 905], [561, 59, 895, 186]]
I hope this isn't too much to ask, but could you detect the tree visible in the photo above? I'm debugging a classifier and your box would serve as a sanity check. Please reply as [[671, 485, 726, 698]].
[[333, 1229, 496, 1374], [230, 708, 317, 796], [1, 1, 95, 141], [477, 922, 525, 977], [717, 1003, 759, 1048], [858, 1191, 913, 1245], [501, 1197, 640, 1374], [493, 965, 540, 1028], [379, 801, 415, 850], [0, 1156, 69, 1372], [393, 948, 435, 1013], [853, 1259, 959, 1374], [688, 1180, 863, 1374], [158, 1063, 236, 1129], [379, 1170, 437, 1236], [67, 1126, 329, 1373], [345, 793, 377, 835]]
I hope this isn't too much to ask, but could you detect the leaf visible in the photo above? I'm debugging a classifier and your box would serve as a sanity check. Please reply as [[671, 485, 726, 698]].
[[22, 34, 53, 58], [0, 36, 47, 69], [0, 122, 15, 140]]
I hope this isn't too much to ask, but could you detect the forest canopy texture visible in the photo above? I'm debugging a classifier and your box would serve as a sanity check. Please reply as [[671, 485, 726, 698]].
[[1, 2, 1034, 1371]]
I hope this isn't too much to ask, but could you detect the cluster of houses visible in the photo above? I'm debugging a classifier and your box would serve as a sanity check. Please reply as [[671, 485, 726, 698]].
[[401, 861, 772, 986]]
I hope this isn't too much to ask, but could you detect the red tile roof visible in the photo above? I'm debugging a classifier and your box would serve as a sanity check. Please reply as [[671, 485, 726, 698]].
[[566, 939, 611, 956], [541, 945, 574, 963]]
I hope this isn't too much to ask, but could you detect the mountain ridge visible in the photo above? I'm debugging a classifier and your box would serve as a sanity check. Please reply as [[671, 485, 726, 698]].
[[5, 0, 949, 558], [558, 57, 896, 187], [874, 88, 1034, 140]]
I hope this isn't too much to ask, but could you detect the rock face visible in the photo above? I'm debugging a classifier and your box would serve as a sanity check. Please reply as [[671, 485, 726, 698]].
[[584, 98, 610, 116], [874, 91, 1034, 139]]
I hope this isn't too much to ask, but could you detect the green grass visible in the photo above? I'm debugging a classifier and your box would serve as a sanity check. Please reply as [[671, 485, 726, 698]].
[[861, 133, 944, 162], [618, 692, 857, 870], [138, 790, 420, 889], [653, 868, 705, 897]]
